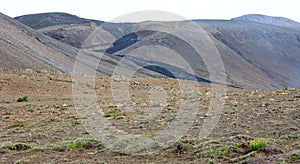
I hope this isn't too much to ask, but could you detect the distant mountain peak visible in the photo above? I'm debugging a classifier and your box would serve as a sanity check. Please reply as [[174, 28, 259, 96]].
[[15, 12, 103, 29], [232, 14, 300, 27], [16, 12, 78, 17]]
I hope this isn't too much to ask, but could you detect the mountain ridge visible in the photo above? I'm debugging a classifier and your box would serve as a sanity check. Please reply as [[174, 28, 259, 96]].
[[0, 12, 77, 71], [232, 14, 300, 27], [15, 12, 103, 29], [1, 12, 300, 89]]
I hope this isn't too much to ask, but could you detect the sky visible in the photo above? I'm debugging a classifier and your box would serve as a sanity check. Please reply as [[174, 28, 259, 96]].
[[1, 0, 300, 22]]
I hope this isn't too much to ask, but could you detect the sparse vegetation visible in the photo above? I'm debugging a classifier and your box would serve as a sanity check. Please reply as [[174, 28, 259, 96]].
[[30, 155, 38, 159], [141, 132, 158, 138], [181, 95, 188, 100], [249, 138, 268, 151], [0, 70, 299, 163], [17, 96, 28, 102], [50, 118, 63, 123], [66, 143, 84, 150], [52, 138, 102, 152], [15, 159, 30, 164], [104, 109, 119, 117], [82, 131, 90, 135], [7, 123, 24, 129], [196, 145, 229, 158], [3, 142, 31, 151], [279, 133, 299, 140], [208, 159, 215, 164], [27, 109, 34, 113], [297, 142, 300, 149], [113, 115, 125, 120], [276, 90, 286, 94], [290, 153, 300, 162], [71, 121, 81, 125]]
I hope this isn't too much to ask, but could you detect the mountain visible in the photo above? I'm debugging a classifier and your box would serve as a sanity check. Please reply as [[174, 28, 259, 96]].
[[15, 12, 103, 29], [0, 12, 161, 78], [232, 14, 300, 27], [201, 20, 300, 88], [7, 12, 300, 89], [0, 12, 78, 71]]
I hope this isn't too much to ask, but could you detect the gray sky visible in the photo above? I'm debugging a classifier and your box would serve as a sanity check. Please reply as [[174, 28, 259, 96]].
[[1, 0, 300, 22]]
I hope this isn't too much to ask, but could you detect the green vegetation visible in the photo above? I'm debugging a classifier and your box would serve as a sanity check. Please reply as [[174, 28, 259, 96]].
[[208, 159, 215, 164], [113, 115, 125, 120], [104, 109, 119, 117], [30, 155, 38, 159], [279, 133, 299, 140], [232, 143, 242, 150], [195, 145, 229, 158], [15, 159, 30, 164], [71, 121, 81, 125], [276, 90, 285, 94], [1, 138, 102, 153], [141, 132, 158, 138], [291, 154, 300, 162], [264, 102, 271, 107], [181, 95, 188, 100], [249, 138, 268, 151], [4, 142, 31, 151], [23, 45, 32, 51], [17, 96, 28, 102], [50, 118, 63, 123], [7, 123, 24, 129], [66, 143, 84, 149], [52, 138, 102, 151], [176, 142, 196, 154], [27, 109, 34, 113]]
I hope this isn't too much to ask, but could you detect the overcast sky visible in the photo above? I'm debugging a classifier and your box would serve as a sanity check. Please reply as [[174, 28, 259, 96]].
[[1, 0, 300, 22]]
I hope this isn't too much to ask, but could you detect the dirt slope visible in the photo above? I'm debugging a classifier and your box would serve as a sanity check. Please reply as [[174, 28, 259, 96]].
[[0, 12, 78, 72], [0, 13, 167, 79], [16, 13, 300, 89], [0, 69, 299, 163]]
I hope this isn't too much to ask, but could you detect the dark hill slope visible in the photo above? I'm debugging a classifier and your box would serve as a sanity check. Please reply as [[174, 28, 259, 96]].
[[13, 13, 300, 89], [86, 20, 300, 89], [15, 12, 103, 29]]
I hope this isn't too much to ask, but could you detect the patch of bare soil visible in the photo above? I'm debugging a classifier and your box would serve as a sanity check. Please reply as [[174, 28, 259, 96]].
[[0, 69, 299, 163]]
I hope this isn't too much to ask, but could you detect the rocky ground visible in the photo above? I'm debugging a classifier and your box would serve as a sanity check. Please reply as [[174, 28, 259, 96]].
[[0, 69, 299, 163]]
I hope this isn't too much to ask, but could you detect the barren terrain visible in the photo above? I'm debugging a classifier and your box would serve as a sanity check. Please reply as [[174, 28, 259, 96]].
[[0, 69, 299, 163]]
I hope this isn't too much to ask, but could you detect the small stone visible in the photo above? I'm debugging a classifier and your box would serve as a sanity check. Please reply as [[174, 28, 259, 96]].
[[289, 127, 298, 131], [236, 148, 246, 154], [205, 91, 211, 96], [286, 88, 296, 91]]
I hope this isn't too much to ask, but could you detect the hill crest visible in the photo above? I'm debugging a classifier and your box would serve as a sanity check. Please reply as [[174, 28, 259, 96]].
[[232, 14, 300, 27]]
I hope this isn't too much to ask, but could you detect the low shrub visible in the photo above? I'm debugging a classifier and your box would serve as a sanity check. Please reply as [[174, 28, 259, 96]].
[[17, 96, 28, 102], [249, 138, 268, 151]]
